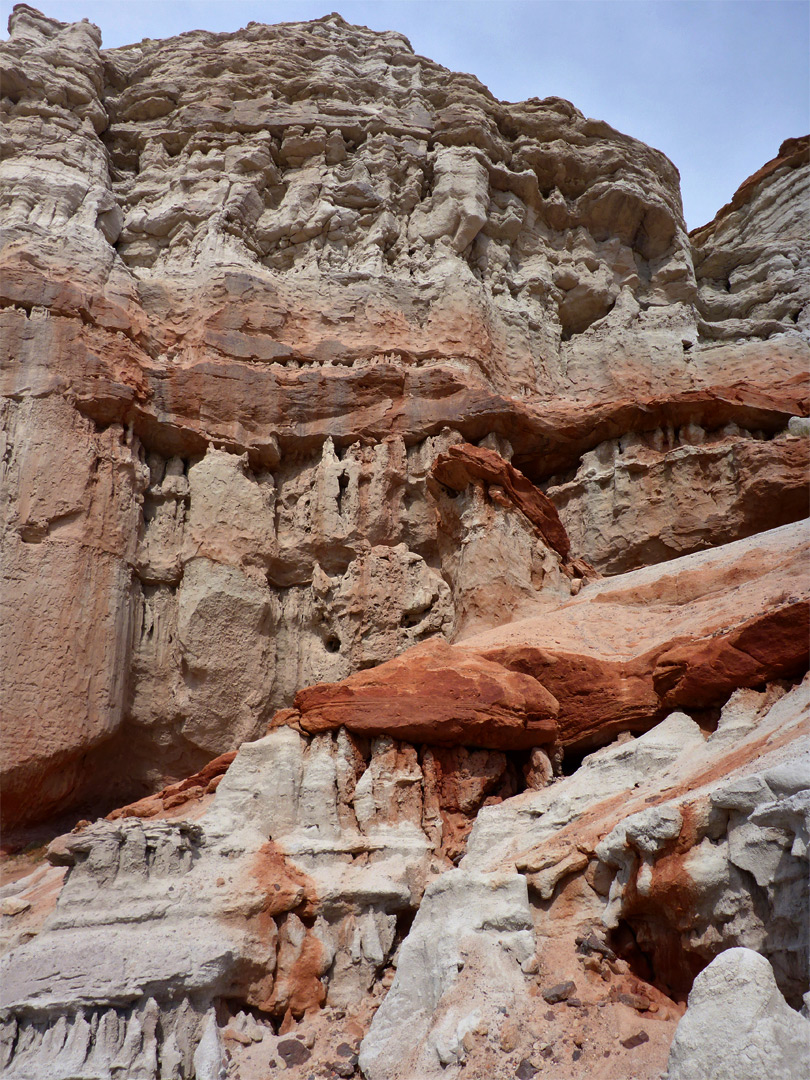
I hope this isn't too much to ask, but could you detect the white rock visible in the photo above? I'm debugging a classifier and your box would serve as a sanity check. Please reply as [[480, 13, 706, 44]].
[[359, 870, 533, 1078], [665, 948, 810, 1080]]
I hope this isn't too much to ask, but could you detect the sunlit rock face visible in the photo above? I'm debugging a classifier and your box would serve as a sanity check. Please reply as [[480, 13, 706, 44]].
[[2, 4, 807, 826], [690, 136, 810, 342], [0, 7, 808, 1080]]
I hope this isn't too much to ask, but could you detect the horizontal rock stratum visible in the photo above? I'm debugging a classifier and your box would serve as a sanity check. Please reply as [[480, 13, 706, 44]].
[[288, 521, 809, 751], [0, 6, 808, 1080]]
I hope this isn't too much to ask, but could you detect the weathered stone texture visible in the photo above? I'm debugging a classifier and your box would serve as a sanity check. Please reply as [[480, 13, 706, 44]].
[[1, 6, 808, 1080], [3, 3, 807, 819], [544, 424, 809, 575], [691, 136, 810, 341], [292, 522, 809, 750], [665, 948, 810, 1080]]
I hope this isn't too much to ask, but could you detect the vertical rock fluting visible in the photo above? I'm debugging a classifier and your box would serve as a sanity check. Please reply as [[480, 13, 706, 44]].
[[2, 4, 807, 825], [0, 6, 808, 1080]]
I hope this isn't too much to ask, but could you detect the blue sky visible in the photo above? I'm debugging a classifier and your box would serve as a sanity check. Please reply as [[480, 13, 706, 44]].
[[3, 1, 808, 228]]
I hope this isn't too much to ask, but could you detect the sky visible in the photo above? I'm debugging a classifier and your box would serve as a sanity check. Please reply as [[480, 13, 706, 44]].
[[2, 1, 808, 229]]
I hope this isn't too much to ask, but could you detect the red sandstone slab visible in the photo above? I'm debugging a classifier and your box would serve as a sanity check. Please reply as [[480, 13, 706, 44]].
[[293, 638, 559, 750], [288, 522, 808, 752], [468, 520, 809, 747]]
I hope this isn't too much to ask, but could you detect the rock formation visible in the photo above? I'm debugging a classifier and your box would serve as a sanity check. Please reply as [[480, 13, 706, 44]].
[[0, 6, 808, 1080], [664, 948, 810, 1080]]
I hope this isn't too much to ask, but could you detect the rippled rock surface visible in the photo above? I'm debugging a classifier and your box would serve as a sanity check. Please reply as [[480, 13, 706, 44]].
[[1, 6, 808, 1079]]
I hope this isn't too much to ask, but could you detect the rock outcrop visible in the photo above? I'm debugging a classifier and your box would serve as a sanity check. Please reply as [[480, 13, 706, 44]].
[[3, 657, 807, 1079], [1, 6, 808, 1080], [294, 521, 809, 751], [543, 420, 809, 575], [665, 948, 810, 1080], [2, 3, 808, 826], [691, 135, 809, 341]]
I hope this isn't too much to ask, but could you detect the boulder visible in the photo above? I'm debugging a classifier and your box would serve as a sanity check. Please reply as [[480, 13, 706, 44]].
[[665, 948, 810, 1080]]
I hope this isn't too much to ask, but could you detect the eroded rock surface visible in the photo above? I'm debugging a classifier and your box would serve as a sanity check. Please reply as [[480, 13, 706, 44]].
[[665, 948, 810, 1080], [2, 4, 808, 825], [360, 678, 810, 1079], [544, 422, 809, 575], [2, 666, 806, 1079], [1, 6, 808, 1080], [691, 136, 810, 342], [291, 522, 809, 751]]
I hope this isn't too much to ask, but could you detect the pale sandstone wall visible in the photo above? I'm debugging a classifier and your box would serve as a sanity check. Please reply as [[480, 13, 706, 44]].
[[0, 9, 808, 1079], [2, 6, 807, 823]]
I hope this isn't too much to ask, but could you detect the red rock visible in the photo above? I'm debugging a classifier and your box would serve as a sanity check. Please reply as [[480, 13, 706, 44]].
[[652, 602, 810, 709], [470, 521, 809, 748], [162, 786, 205, 809], [248, 841, 316, 920], [176, 751, 238, 791], [286, 521, 808, 753], [294, 638, 559, 751], [431, 444, 571, 558], [117, 795, 164, 820], [430, 746, 511, 814], [222, 1027, 252, 1046], [546, 428, 810, 577], [104, 751, 238, 821]]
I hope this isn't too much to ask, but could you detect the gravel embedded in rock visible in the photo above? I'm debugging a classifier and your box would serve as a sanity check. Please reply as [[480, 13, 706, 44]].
[[277, 1038, 311, 1066], [542, 980, 576, 1003]]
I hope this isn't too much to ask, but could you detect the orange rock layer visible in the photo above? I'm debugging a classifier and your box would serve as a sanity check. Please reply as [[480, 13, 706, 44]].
[[292, 639, 559, 750], [280, 522, 809, 751]]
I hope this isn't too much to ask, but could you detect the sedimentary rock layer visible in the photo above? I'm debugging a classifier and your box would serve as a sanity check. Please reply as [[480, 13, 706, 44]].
[[0, 6, 808, 1080], [691, 135, 810, 341], [289, 522, 809, 750], [2, 5, 808, 825], [3, 662, 807, 1079]]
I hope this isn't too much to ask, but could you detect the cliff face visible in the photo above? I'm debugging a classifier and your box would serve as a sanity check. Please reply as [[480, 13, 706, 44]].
[[0, 7, 808, 1080]]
